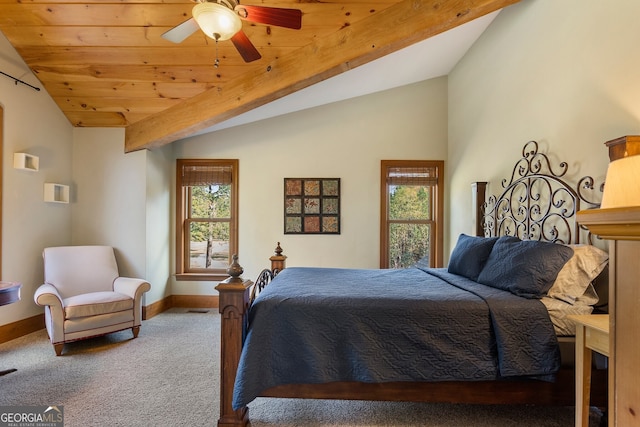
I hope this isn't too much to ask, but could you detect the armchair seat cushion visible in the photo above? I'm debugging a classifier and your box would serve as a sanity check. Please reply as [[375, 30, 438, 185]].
[[64, 291, 133, 319], [63, 310, 134, 335]]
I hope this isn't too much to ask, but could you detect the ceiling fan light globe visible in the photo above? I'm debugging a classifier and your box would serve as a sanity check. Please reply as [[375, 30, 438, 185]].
[[192, 2, 242, 41]]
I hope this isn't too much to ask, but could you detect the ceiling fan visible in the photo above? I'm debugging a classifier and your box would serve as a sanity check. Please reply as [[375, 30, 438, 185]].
[[162, 0, 302, 63]]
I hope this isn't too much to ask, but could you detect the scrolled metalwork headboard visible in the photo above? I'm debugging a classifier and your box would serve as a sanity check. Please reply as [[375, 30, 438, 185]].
[[482, 141, 602, 244]]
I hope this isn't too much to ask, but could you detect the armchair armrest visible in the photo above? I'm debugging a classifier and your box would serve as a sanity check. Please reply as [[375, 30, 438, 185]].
[[34, 284, 66, 345], [34, 284, 64, 308], [113, 277, 151, 299], [114, 277, 151, 326]]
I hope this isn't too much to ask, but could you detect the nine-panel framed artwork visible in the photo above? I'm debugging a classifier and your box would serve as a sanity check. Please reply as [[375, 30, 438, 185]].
[[284, 178, 340, 234]]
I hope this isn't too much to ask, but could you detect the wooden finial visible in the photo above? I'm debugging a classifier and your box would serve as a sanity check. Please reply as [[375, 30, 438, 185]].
[[270, 242, 287, 272], [226, 254, 244, 278]]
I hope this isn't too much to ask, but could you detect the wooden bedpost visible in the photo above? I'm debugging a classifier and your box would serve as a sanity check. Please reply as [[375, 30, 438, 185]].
[[472, 182, 488, 237], [216, 255, 252, 427], [269, 242, 287, 273]]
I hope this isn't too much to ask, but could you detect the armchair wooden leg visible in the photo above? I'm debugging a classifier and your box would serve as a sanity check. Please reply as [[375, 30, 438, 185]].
[[132, 325, 140, 338], [54, 343, 64, 356]]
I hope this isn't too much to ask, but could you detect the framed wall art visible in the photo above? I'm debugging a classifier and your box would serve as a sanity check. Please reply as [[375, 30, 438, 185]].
[[284, 178, 340, 234]]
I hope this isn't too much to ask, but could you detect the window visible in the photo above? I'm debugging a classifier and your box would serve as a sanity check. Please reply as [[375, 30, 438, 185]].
[[176, 159, 238, 280], [380, 160, 444, 269]]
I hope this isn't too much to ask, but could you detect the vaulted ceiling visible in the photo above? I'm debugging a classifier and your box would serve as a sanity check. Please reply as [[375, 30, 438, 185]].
[[0, 0, 519, 152]]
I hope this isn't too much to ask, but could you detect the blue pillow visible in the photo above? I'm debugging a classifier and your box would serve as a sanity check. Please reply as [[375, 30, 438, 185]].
[[477, 236, 574, 299], [447, 234, 499, 281]]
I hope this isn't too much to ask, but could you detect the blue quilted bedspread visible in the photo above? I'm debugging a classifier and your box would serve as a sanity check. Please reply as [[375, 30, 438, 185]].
[[232, 267, 560, 409]]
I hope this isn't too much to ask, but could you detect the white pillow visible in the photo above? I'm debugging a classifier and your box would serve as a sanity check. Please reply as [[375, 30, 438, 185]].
[[541, 296, 593, 336], [546, 244, 608, 305]]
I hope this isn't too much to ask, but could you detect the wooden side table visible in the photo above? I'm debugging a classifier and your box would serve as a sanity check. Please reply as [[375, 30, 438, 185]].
[[569, 314, 609, 427], [0, 281, 22, 376], [0, 281, 21, 306]]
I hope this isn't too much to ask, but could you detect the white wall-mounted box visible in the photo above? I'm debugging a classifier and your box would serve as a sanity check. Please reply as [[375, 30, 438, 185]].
[[13, 153, 39, 171], [44, 183, 69, 204]]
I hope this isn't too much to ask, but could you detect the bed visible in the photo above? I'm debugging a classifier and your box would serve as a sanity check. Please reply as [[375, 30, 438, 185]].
[[216, 141, 609, 427]]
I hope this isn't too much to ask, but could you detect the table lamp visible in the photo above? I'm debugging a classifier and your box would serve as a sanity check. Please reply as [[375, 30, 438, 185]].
[[600, 135, 640, 209]]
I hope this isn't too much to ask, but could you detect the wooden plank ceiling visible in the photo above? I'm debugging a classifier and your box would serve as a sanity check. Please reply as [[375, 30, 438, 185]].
[[0, 0, 519, 152]]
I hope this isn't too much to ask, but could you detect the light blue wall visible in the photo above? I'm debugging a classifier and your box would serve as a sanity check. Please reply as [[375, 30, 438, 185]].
[[172, 77, 448, 287], [447, 0, 640, 249], [70, 128, 173, 306], [0, 33, 73, 325]]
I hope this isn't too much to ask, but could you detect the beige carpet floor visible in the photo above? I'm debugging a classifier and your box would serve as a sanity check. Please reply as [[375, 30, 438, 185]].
[[0, 309, 604, 426]]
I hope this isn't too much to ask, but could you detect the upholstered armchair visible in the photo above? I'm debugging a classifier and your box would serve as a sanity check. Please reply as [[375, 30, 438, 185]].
[[34, 246, 151, 356]]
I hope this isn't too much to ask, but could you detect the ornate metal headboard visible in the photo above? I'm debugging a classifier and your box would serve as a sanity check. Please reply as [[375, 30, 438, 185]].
[[482, 141, 602, 244]]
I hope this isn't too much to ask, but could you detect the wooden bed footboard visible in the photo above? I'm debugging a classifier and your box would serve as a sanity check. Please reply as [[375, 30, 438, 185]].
[[216, 255, 252, 427], [216, 248, 287, 427], [259, 370, 607, 406]]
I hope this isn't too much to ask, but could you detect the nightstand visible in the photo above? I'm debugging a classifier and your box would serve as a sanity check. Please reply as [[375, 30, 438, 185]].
[[568, 314, 609, 427], [0, 281, 22, 376], [578, 205, 640, 427]]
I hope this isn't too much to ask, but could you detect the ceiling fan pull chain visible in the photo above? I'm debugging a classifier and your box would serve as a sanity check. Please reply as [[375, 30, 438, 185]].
[[214, 39, 220, 68]]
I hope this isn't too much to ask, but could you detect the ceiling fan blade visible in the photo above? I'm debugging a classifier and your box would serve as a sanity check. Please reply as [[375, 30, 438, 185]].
[[231, 30, 262, 63], [161, 18, 200, 43], [237, 5, 302, 30]]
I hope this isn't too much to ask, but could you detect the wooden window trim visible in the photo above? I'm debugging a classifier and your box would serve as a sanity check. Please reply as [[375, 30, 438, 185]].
[[380, 160, 444, 268], [175, 159, 238, 280]]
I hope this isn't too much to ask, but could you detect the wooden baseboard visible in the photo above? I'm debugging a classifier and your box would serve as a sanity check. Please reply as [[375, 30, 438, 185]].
[[144, 295, 219, 319], [143, 296, 173, 320], [171, 294, 219, 309], [0, 314, 44, 345], [1, 295, 219, 344]]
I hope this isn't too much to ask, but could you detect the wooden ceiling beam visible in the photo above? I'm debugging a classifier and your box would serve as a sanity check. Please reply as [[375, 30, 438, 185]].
[[125, 0, 520, 152]]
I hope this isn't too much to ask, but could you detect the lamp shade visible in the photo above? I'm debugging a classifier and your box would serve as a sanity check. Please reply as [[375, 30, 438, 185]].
[[192, 2, 242, 41], [600, 154, 640, 208]]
